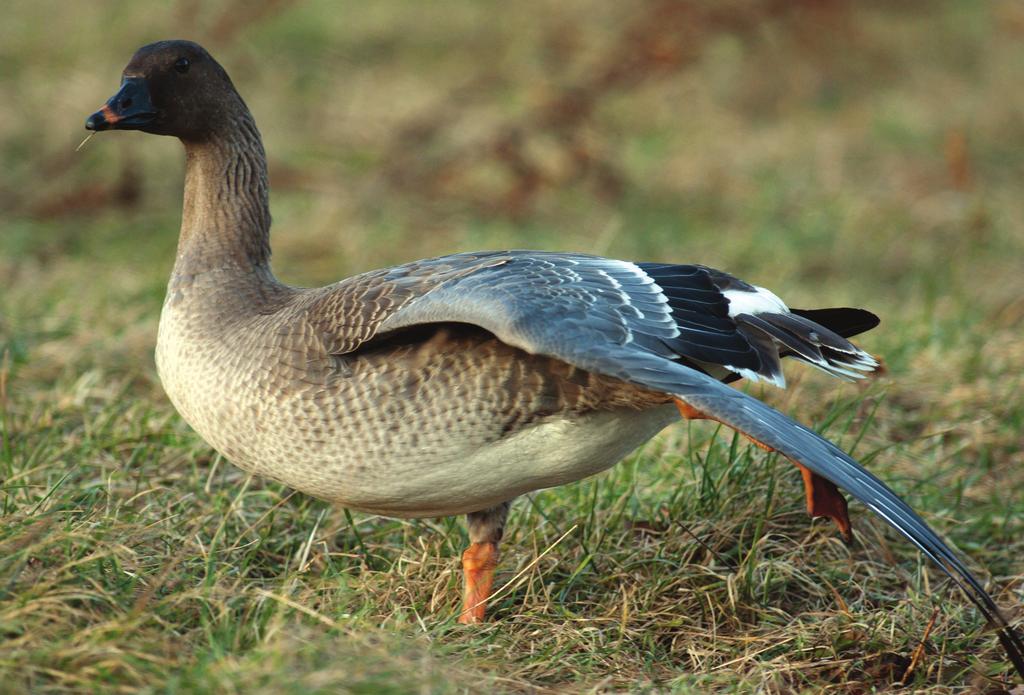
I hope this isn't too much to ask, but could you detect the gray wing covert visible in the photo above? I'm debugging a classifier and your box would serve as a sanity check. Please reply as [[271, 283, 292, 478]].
[[306, 251, 516, 355], [371, 252, 683, 374]]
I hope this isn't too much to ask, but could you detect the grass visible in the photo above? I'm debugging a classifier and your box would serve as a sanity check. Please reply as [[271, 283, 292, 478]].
[[2, 1, 1024, 691]]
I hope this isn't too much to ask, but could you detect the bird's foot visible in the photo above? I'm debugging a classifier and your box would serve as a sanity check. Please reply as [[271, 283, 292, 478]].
[[458, 541, 499, 624], [795, 463, 854, 544]]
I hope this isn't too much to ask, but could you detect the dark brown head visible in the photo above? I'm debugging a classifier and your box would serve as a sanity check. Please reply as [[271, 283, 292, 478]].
[[85, 40, 246, 141]]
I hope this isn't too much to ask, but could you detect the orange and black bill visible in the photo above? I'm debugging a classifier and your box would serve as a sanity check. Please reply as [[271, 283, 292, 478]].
[[85, 77, 156, 131]]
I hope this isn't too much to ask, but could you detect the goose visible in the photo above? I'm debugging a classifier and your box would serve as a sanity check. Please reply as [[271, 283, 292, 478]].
[[85, 40, 1023, 677]]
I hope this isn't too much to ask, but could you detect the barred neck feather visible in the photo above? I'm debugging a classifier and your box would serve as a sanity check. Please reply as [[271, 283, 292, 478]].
[[178, 110, 273, 277]]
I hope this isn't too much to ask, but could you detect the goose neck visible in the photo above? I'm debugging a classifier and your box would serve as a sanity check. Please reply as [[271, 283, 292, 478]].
[[176, 115, 273, 278]]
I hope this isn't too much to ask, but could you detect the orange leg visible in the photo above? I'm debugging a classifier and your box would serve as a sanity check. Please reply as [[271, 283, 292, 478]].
[[458, 541, 499, 624], [674, 398, 854, 543]]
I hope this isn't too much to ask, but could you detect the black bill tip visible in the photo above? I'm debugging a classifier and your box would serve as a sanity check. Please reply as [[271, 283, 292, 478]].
[[85, 105, 118, 131]]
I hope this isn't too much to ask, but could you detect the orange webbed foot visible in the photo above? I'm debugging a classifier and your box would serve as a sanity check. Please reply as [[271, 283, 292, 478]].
[[458, 541, 499, 624], [796, 463, 854, 544]]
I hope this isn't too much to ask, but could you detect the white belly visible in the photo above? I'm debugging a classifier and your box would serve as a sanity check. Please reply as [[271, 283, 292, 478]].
[[339, 405, 679, 517]]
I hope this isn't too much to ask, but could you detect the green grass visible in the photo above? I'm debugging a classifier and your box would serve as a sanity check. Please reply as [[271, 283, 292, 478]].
[[3, 1, 1024, 692]]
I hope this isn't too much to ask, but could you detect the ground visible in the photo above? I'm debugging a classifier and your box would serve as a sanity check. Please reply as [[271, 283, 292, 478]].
[[2, 1, 1024, 692]]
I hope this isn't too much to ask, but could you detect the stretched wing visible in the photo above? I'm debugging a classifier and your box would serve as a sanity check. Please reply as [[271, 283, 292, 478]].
[[308, 251, 1022, 675], [673, 373, 1024, 677]]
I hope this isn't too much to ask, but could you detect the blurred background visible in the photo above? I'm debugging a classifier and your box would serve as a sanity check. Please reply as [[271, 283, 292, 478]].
[[2, 0, 1024, 690], [4, 1, 1024, 375]]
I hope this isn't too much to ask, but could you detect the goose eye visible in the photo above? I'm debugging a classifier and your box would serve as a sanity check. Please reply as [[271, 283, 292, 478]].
[[174, 57, 190, 74]]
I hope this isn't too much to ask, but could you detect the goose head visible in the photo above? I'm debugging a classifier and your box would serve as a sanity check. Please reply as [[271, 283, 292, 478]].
[[85, 40, 245, 141]]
